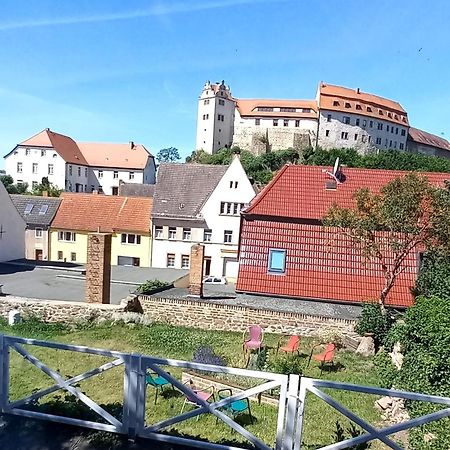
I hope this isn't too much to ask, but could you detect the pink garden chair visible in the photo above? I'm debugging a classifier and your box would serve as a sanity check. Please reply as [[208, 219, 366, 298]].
[[242, 325, 264, 366]]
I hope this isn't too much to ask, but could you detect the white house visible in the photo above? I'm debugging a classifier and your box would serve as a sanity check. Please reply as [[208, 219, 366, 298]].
[[0, 181, 25, 262], [3, 129, 156, 195], [151, 156, 256, 280]]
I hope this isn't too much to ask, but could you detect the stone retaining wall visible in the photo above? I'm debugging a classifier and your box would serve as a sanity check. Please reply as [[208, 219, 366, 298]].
[[138, 296, 356, 337]]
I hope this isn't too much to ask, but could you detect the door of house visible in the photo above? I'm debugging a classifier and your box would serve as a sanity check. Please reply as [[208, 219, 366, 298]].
[[35, 249, 43, 261], [203, 257, 211, 276], [224, 257, 239, 281], [112, 187, 119, 196]]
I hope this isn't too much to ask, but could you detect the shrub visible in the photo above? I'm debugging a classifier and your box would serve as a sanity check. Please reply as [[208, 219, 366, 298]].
[[136, 279, 170, 294], [354, 303, 394, 347], [268, 354, 303, 375], [414, 250, 450, 300], [333, 421, 371, 449], [373, 350, 399, 388]]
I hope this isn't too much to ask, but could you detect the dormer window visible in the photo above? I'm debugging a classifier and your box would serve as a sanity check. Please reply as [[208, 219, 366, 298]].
[[379, 109, 384, 115], [367, 107, 372, 112], [345, 102, 351, 108], [356, 104, 362, 110], [333, 101, 339, 107]]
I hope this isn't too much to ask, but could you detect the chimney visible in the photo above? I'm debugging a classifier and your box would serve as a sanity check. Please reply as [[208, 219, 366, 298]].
[[356, 88, 360, 94], [42, 190, 48, 197], [45, 127, 50, 131], [130, 141, 135, 149]]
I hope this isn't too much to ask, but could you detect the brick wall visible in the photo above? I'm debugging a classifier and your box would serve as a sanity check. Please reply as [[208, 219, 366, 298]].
[[138, 296, 356, 337]]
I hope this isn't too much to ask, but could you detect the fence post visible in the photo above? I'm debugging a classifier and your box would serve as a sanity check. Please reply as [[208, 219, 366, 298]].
[[0, 334, 10, 412], [293, 379, 307, 450], [122, 353, 146, 439], [283, 374, 300, 450]]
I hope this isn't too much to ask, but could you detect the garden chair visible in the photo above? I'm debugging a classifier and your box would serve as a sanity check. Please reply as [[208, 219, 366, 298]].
[[243, 325, 264, 366], [217, 388, 254, 424], [276, 335, 300, 356], [146, 371, 173, 404], [307, 343, 336, 375], [180, 380, 216, 420]]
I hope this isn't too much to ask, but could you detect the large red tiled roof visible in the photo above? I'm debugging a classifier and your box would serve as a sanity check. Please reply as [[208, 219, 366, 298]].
[[245, 165, 450, 220], [52, 193, 152, 233], [236, 220, 416, 307], [409, 127, 450, 152], [236, 99, 318, 119]]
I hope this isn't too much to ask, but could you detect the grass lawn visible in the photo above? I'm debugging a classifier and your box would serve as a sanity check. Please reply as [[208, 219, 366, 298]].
[[0, 318, 388, 449]]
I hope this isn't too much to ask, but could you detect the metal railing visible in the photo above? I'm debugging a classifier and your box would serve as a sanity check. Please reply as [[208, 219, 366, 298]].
[[1, 333, 449, 450]]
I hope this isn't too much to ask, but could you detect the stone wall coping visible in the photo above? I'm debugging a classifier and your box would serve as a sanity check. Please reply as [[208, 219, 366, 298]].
[[0, 296, 122, 311]]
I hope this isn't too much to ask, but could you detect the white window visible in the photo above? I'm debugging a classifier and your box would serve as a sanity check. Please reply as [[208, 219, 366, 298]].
[[39, 205, 48, 215], [17, 162, 23, 173], [32, 163, 38, 174], [224, 230, 233, 243], [168, 227, 176, 239], [167, 253, 175, 268], [182, 228, 191, 240], [181, 255, 190, 269], [155, 226, 163, 239], [129, 172, 135, 180], [35, 228, 43, 238], [113, 171, 118, 179], [203, 229, 212, 242], [121, 233, 141, 245], [48, 164, 54, 175], [98, 170, 103, 178], [58, 231, 76, 242]]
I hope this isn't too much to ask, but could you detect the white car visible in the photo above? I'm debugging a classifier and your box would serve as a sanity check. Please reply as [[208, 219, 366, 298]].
[[203, 276, 227, 285]]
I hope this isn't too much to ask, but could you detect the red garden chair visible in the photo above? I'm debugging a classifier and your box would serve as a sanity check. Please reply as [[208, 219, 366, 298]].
[[276, 335, 301, 356], [308, 343, 336, 374]]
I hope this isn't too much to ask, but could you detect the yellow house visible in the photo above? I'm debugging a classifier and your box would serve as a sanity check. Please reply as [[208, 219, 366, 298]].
[[50, 193, 152, 267]]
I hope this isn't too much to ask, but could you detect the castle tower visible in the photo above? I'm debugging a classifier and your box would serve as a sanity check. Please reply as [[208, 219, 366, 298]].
[[195, 80, 235, 154]]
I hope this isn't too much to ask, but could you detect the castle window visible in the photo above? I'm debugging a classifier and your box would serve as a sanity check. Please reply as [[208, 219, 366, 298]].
[[341, 132, 349, 140], [354, 134, 358, 141], [325, 130, 330, 137], [379, 109, 384, 115], [258, 107, 273, 112], [387, 125, 390, 132], [255, 118, 260, 126], [345, 102, 351, 108], [376, 137, 382, 145], [273, 119, 278, 127], [356, 118, 360, 126], [343, 116, 350, 125], [369, 120, 373, 128], [333, 101, 339, 107], [327, 114, 332, 122], [396, 127, 399, 135], [400, 143, 404, 150], [362, 135, 367, 143], [401, 129, 406, 136], [301, 108, 311, 113], [218, 99, 225, 106], [295, 120, 300, 127], [204, 99, 209, 105], [377, 122, 383, 130], [362, 119, 367, 127], [280, 107, 296, 112], [283, 119, 289, 127], [356, 104, 362, 110], [367, 106, 372, 112]]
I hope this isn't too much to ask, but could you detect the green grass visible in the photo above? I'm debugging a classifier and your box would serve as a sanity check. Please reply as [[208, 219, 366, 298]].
[[0, 318, 387, 449]]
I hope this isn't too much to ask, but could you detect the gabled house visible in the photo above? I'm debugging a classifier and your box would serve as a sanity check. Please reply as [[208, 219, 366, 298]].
[[3, 128, 156, 195], [10, 194, 61, 260], [151, 156, 255, 279], [50, 193, 153, 266], [236, 165, 450, 307], [0, 182, 25, 262]]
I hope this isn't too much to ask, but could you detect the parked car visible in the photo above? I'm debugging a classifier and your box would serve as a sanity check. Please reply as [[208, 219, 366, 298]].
[[203, 276, 227, 285]]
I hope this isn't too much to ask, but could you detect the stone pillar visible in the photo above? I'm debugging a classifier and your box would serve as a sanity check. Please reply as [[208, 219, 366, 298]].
[[189, 244, 205, 297], [85, 233, 112, 304]]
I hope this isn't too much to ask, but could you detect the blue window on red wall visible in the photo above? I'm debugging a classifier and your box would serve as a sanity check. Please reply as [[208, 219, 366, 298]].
[[268, 249, 286, 274]]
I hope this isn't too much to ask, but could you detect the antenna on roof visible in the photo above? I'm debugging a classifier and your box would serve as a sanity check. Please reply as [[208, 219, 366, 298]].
[[326, 157, 343, 183]]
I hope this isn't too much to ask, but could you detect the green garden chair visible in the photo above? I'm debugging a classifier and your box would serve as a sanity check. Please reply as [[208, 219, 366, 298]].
[[146, 371, 173, 404], [217, 388, 254, 424]]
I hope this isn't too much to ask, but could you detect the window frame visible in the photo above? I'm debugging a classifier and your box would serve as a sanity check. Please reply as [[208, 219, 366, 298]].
[[121, 233, 141, 245], [35, 228, 43, 238], [168, 227, 177, 240], [166, 253, 175, 268], [223, 230, 233, 243], [155, 226, 163, 239], [182, 227, 191, 241], [203, 229, 212, 242], [181, 254, 190, 269], [268, 249, 287, 274]]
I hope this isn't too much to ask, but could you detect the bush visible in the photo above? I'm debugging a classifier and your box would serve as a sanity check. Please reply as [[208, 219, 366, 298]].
[[373, 350, 399, 388], [354, 303, 394, 347], [268, 354, 303, 375], [136, 279, 170, 294], [414, 250, 450, 300], [192, 346, 227, 375]]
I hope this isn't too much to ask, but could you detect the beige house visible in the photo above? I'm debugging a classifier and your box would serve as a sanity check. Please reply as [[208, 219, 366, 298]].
[[10, 194, 61, 260]]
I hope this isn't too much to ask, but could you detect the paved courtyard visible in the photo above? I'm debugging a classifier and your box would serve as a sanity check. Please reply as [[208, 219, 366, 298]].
[[0, 262, 188, 305]]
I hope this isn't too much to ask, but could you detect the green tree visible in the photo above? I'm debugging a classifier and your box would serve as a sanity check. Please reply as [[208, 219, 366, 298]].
[[324, 174, 450, 311], [31, 177, 62, 197], [156, 147, 181, 163], [1, 175, 28, 194], [414, 250, 450, 299]]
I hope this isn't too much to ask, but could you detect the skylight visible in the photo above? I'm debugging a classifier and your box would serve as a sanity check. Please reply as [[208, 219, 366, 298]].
[[24, 204, 34, 214], [39, 205, 49, 215]]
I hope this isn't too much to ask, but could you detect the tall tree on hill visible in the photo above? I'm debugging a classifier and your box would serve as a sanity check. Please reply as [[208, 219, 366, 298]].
[[324, 173, 450, 312], [156, 147, 181, 163]]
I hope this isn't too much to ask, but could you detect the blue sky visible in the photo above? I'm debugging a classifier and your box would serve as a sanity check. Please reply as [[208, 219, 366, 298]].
[[1, 0, 450, 169]]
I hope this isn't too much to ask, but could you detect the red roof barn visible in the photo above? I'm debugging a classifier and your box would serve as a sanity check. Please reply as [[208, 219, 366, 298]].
[[236, 165, 450, 307]]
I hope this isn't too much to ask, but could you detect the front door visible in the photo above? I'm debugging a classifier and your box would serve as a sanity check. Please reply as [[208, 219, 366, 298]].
[[35, 249, 43, 261]]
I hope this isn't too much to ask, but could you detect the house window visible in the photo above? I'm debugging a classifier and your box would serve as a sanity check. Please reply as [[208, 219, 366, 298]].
[[17, 162, 23, 173], [113, 171, 118, 179], [121, 233, 141, 245], [58, 231, 76, 242], [394, 141, 397, 148], [354, 134, 358, 141], [57, 251, 63, 261], [203, 229, 212, 242], [182, 228, 191, 240], [167, 253, 175, 268], [69, 165, 72, 175], [376, 137, 382, 145], [341, 132, 349, 140], [70, 252, 76, 262], [85, 167, 88, 177], [181, 255, 190, 269], [401, 129, 406, 136], [41, 149, 46, 157], [327, 114, 332, 122], [356, 104, 362, 110], [295, 120, 300, 127], [168, 227, 176, 239], [356, 118, 360, 126], [325, 130, 330, 137], [204, 99, 209, 105], [343, 116, 350, 125], [387, 125, 390, 132], [77, 167, 81, 176], [218, 99, 225, 106], [224, 230, 233, 243], [280, 107, 296, 112], [255, 118, 260, 126], [391, 127, 395, 134], [369, 120, 373, 128], [155, 226, 163, 239], [268, 249, 286, 274], [48, 164, 54, 175], [229, 181, 238, 189], [25, 148, 30, 156], [32, 163, 38, 174], [396, 127, 399, 135], [98, 170, 103, 178], [283, 119, 289, 127], [390, 140, 393, 148], [35, 228, 43, 238], [333, 101, 339, 107], [399, 143, 404, 150], [129, 172, 135, 180], [203, 114, 209, 120], [39, 205, 48, 215], [362, 119, 367, 127], [273, 119, 278, 127], [377, 122, 383, 130]]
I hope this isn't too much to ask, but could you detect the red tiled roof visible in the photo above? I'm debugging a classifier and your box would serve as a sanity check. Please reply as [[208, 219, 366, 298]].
[[236, 220, 416, 307], [236, 99, 318, 119], [52, 193, 152, 233], [318, 83, 409, 126], [245, 165, 450, 220], [408, 127, 450, 151]]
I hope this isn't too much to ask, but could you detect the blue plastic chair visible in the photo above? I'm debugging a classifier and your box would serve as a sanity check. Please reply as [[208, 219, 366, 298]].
[[146, 371, 172, 404], [218, 388, 254, 424]]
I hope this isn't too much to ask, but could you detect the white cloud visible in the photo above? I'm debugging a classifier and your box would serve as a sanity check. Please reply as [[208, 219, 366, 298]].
[[0, 0, 289, 31]]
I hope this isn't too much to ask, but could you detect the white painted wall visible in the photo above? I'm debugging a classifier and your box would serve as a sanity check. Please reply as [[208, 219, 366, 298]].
[[88, 168, 144, 194], [0, 182, 25, 262]]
